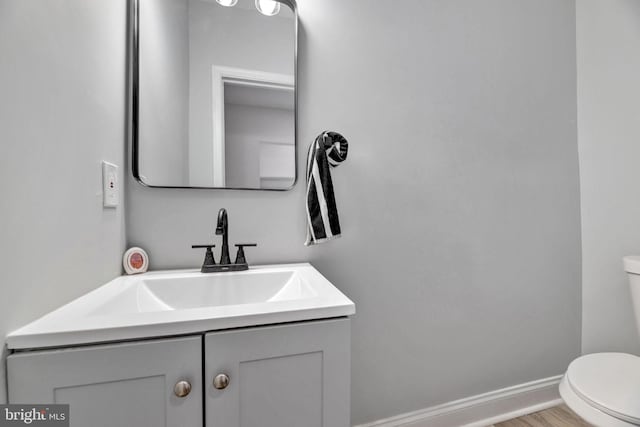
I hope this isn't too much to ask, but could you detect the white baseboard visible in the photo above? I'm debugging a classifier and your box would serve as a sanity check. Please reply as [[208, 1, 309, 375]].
[[354, 375, 563, 427]]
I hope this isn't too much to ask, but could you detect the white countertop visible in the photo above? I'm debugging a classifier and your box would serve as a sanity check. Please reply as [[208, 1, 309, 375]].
[[7, 263, 355, 350]]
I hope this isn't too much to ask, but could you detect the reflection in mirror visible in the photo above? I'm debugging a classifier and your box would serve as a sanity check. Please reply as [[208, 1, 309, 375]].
[[133, 0, 296, 189]]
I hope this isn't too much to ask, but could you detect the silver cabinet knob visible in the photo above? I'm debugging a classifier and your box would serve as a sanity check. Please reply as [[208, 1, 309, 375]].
[[213, 373, 230, 390], [174, 380, 192, 398]]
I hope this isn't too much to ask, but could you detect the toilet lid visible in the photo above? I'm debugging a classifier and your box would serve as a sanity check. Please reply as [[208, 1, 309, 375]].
[[567, 353, 640, 424], [624, 256, 640, 275]]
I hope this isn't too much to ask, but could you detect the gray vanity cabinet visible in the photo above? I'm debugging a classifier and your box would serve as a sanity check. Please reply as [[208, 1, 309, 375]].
[[7, 336, 203, 427], [7, 319, 350, 427], [204, 318, 351, 427]]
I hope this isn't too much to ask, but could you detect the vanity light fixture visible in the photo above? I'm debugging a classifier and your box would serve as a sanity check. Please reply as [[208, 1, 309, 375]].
[[216, 0, 238, 7], [255, 0, 280, 16], [215, 0, 280, 16]]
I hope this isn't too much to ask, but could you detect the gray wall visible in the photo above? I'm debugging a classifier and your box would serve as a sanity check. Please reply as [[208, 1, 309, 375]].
[[0, 0, 127, 403], [577, 0, 640, 355], [127, 0, 581, 423]]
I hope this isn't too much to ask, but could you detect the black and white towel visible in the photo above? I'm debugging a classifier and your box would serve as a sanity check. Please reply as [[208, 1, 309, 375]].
[[305, 131, 349, 246]]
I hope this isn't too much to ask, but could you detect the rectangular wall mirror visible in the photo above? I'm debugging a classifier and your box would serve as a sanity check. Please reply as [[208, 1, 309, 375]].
[[131, 0, 297, 190]]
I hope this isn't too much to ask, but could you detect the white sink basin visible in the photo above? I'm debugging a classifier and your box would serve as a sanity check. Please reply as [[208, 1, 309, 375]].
[[7, 263, 354, 350], [93, 270, 318, 314]]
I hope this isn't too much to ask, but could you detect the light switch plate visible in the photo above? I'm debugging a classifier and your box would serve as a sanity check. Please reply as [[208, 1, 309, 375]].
[[102, 161, 119, 208]]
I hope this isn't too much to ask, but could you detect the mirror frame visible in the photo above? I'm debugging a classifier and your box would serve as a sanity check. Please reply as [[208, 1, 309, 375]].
[[129, 0, 298, 190]]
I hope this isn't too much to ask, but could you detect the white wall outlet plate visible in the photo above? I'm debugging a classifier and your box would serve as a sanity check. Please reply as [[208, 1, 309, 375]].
[[102, 161, 119, 208]]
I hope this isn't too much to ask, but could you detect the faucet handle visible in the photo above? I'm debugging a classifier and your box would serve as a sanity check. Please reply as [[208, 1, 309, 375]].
[[192, 244, 216, 267], [234, 244, 257, 265]]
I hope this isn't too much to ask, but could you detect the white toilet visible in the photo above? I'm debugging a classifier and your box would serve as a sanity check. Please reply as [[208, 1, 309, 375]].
[[559, 256, 640, 426]]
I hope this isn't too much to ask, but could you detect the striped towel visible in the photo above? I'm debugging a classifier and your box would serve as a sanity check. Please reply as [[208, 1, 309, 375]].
[[305, 131, 349, 246]]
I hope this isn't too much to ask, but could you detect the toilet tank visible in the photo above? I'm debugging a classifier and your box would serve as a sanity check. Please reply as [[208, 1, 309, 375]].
[[624, 256, 640, 335]]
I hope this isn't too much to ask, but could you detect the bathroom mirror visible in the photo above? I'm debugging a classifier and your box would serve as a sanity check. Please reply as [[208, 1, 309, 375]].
[[131, 0, 297, 189]]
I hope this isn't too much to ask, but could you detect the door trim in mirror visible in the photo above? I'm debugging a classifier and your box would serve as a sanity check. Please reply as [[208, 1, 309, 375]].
[[211, 66, 294, 188]]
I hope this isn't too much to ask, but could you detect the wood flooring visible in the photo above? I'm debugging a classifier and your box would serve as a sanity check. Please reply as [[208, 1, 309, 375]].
[[492, 404, 592, 427]]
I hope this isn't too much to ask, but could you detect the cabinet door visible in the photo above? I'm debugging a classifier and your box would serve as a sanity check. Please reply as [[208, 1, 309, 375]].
[[205, 318, 350, 427], [8, 336, 202, 427]]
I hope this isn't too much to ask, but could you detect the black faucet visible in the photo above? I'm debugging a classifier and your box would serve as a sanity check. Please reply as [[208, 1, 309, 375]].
[[192, 208, 257, 273], [216, 208, 231, 265]]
